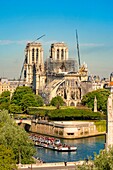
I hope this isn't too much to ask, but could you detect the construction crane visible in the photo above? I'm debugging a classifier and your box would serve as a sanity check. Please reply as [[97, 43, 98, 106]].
[[18, 34, 45, 86], [76, 30, 81, 69]]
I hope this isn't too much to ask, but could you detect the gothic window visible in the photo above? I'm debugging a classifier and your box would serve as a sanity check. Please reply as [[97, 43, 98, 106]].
[[57, 49, 59, 59], [61, 49, 64, 60], [36, 48, 38, 62], [32, 48, 34, 62]]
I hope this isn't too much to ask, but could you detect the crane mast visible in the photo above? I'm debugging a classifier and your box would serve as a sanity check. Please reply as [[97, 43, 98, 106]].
[[76, 30, 81, 69]]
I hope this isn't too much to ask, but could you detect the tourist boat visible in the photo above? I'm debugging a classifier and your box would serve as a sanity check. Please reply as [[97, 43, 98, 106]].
[[30, 134, 77, 152]]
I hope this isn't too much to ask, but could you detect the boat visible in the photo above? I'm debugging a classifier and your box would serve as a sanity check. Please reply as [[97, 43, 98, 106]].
[[30, 134, 77, 152]]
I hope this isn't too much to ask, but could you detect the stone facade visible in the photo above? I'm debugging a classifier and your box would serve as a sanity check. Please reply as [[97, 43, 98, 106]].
[[0, 78, 24, 95], [30, 120, 97, 139]]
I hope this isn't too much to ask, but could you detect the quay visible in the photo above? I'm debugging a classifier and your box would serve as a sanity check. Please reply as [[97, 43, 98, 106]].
[[16, 119, 105, 139], [18, 161, 85, 170]]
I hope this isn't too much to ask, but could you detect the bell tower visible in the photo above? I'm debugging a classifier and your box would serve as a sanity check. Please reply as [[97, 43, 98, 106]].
[[24, 42, 45, 94]]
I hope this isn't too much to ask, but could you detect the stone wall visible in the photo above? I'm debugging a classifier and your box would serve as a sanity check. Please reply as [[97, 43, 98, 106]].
[[30, 121, 98, 139]]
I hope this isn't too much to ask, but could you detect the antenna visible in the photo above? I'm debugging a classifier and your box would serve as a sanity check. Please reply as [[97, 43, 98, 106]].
[[76, 30, 81, 69]]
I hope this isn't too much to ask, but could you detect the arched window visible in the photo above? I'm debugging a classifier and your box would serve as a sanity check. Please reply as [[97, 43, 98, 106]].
[[32, 48, 34, 62], [61, 49, 64, 60], [36, 49, 38, 62], [57, 49, 59, 59]]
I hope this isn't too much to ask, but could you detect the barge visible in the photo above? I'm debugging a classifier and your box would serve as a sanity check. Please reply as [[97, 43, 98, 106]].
[[30, 134, 77, 152]]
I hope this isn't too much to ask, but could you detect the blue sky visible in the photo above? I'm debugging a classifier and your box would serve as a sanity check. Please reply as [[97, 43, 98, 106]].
[[0, 0, 113, 79]]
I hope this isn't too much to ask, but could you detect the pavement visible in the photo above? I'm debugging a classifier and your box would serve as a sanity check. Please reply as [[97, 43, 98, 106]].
[[18, 161, 84, 170]]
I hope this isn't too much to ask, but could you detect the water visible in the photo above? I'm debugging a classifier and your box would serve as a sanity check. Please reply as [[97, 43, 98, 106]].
[[35, 135, 105, 163]]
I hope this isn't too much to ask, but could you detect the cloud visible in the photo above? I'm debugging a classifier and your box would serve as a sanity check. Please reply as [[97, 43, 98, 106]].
[[80, 43, 105, 47], [0, 40, 28, 45]]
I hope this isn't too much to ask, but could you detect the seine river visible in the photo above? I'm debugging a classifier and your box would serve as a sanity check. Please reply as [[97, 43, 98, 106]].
[[35, 135, 105, 163]]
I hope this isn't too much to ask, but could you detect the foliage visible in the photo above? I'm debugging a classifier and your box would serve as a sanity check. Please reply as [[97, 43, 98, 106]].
[[35, 95, 44, 106], [11, 86, 33, 105], [0, 110, 36, 164], [94, 120, 106, 132], [0, 91, 10, 110], [10, 86, 44, 113], [50, 96, 64, 109], [27, 107, 104, 121], [0, 144, 17, 170], [9, 104, 22, 114], [81, 89, 110, 114]]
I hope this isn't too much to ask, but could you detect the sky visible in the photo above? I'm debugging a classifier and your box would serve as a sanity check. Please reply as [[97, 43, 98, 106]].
[[0, 0, 113, 79]]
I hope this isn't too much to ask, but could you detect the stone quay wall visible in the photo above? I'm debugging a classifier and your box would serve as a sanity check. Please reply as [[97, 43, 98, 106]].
[[30, 120, 98, 139]]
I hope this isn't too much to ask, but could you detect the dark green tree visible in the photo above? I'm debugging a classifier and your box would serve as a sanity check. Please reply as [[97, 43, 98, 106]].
[[10, 86, 44, 113], [11, 86, 33, 106], [0, 144, 17, 170], [20, 93, 39, 111], [0, 91, 10, 110], [35, 95, 44, 106], [9, 104, 22, 114], [50, 96, 64, 109], [81, 89, 110, 114]]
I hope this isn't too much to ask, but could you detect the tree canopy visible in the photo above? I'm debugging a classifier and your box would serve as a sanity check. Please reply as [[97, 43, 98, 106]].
[[0, 110, 36, 164], [81, 89, 110, 114], [50, 96, 64, 109], [0, 91, 10, 110], [9, 86, 44, 113], [0, 144, 17, 170]]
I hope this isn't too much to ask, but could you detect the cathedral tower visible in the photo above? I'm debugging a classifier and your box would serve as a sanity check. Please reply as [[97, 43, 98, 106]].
[[24, 42, 45, 94]]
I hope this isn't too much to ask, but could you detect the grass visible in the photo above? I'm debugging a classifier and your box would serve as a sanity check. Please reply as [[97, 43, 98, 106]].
[[94, 120, 106, 132]]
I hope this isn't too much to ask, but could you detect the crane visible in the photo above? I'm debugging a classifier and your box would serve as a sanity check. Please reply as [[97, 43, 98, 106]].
[[18, 34, 45, 86], [76, 30, 81, 69]]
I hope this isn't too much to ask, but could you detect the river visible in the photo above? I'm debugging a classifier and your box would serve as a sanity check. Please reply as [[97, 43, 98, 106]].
[[35, 135, 105, 163]]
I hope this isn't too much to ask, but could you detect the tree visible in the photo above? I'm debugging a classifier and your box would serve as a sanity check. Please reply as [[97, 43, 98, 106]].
[[35, 95, 44, 106], [10, 86, 44, 113], [0, 144, 17, 170], [50, 96, 64, 109], [0, 110, 36, 164], [11, 86, 33, 106], [81, 89, 110, 114], [0, 91, 10, 110], [20, 93, 39, 111]]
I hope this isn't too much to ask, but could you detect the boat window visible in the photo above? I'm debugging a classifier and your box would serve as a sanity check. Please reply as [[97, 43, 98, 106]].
[[67, 133, 74, 135]]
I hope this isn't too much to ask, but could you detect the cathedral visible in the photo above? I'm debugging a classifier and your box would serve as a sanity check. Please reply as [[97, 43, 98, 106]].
[[23, 42, 92, 106]]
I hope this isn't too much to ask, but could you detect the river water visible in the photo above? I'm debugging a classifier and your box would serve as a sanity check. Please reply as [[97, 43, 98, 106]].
[[35, 135, 105, 163]]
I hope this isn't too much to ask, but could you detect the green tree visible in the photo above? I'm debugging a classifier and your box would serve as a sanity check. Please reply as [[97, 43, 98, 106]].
[[81, 89, 110, 114], [10, 86, 44, 113], [50, 96, 64, 109], [35, 95, 44, 106], [0, 91, 10, 110], [9, 103, 22, 114], [0, 144, 17, 170], [11, 86, 33, 106], [0, 110, 36, 164], [20, 93, 39, 111]]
